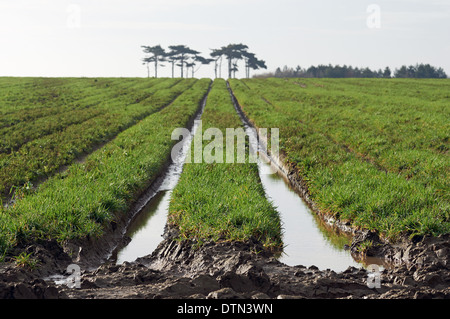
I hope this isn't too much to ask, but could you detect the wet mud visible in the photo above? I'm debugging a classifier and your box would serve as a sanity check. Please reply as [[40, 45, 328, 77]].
[[0, 229, 449, 299]]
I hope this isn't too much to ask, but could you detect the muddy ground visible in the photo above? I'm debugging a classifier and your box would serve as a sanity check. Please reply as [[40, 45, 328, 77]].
[[2, 86, 447, 302], [0, 225, 449, 300]]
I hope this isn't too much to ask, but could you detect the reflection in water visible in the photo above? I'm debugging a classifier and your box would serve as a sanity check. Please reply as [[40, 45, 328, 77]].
[[257, 156, 362, 271], [115, 190, 170, 265]]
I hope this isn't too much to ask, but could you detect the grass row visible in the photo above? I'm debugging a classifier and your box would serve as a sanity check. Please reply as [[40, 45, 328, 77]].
[[0, 78, 136, 124], [229, 78, 449, 240], [242, 78, 449, 196], [0, 78, 194, 200], [0, 78, 155, 149], [168, 79, 283, 250], [0, 78, 144, 113], [0, 78, 211, 258]]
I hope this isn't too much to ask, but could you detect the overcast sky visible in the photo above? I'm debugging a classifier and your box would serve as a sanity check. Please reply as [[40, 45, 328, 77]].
[[1, 0, 449, 78]]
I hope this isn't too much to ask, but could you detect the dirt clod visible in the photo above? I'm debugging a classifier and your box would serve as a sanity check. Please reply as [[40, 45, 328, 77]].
[[1, 231, 449, 299]]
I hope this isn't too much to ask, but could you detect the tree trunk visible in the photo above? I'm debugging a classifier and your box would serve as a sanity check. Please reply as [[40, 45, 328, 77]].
[[180, 56, 184, 78], [214, 60, 218, 79], [244, 59, 247, 78]]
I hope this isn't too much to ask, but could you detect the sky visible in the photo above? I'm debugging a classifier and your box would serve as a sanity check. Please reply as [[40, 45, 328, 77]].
[[0, 0, 449, 78]]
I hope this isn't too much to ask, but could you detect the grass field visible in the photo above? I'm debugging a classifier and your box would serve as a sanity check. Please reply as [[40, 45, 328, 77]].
[[229, 78, 449, 240], [0, 78, 210, 256], [0, 77, 448, 259], [0, 77, 197, 200]]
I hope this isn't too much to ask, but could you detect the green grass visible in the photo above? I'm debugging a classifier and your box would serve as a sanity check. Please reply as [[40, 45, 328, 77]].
[[229, 78, 450, 241], [168, 79, 283, 250], [0, 78, 211, 257], [12, 251, 39, 270], [0, 78, 196, 200]]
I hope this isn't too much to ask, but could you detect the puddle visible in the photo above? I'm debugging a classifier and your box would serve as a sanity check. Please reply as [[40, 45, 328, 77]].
[[110, 95, 207, 265], [257, 156, 362, 271], [114, 190, 170, 265]]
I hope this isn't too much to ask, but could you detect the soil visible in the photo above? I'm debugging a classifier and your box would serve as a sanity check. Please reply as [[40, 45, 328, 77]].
[[0, 225, 449, 300]]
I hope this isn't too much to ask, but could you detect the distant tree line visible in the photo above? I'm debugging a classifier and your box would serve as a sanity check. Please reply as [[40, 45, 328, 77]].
[[256, 63, 447, 79], [141, 44, 267, 79], [393, 64, 447, 79]]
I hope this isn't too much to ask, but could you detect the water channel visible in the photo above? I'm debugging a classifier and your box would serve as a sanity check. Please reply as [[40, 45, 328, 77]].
[[113, 90, 365, 272]]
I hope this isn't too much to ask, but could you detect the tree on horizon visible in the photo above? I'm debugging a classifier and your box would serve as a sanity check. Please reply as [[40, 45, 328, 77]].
[[141, 45, 166, 78], [242, 51, 267, 78], [221, 43, 249, 79], [140, 43, 268, 79], [166, 45, 200, 78], [210, 48, 225, 79]]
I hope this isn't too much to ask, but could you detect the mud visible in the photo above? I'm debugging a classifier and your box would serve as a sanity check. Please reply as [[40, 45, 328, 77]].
[[1, 227, 449, 299]]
